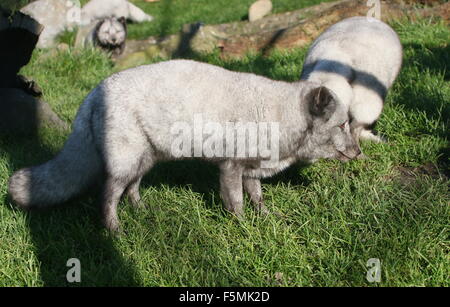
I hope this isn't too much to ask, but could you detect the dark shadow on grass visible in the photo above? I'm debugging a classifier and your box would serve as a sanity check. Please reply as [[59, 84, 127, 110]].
[[393, 43, 449, 171], [261, 29, 287, 56], [140, 159, 311, 212], [1, 131, 141, 286], [2, 20, 404, 285], [395, 43, 450, 122], [264, 161, 311, 186], [172, 22, 202, 57], [405, 43, 449, 81], [1, 9, 141, 283], [2, 10, 138, 286], [437, 146, 450, 179]]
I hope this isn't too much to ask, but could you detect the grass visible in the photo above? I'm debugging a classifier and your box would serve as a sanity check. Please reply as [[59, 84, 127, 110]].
[[0, 2, 449, 286], [124, 0, 337, 40], [59, 0, 337, 45]]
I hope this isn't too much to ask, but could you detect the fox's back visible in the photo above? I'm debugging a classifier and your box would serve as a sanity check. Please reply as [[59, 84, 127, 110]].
[[82, 60, 309, 158], [97, 60, 301, 125], [302, 17, 402, 86]]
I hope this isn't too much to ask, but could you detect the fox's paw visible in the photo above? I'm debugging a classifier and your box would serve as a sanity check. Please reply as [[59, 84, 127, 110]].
[[103, 217, 122, 235], [359, 129, 386, 143]]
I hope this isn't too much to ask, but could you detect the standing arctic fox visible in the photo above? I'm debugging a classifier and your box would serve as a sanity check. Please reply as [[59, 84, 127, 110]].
[[9, 60, 360, 232], [300, 17, 402, 143]]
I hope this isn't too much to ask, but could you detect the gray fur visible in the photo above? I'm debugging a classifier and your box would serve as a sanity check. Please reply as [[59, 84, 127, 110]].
[[81, 0, 154, 25], [8, 60, 360, 232], [300, 17, 403, 143], [90, 17, 127, 56]]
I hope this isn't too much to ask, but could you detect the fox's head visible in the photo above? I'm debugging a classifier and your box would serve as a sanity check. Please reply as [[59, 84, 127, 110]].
[[96, 17, 127, 46], [301, 85, 361, 162]]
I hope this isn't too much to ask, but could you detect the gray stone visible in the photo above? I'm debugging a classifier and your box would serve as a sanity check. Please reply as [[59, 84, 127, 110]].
[[74, 21, 98, 48], [249, 0, 272, 22], [20, 0, 79, 48], [0, 89, 68, 135]]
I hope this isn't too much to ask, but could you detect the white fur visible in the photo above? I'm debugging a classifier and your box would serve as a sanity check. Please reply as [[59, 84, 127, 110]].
[[301, 17, 403, 141], [20, 0, 152, 48], [81, 0, 153, 25], [96, 18, 126, 45], [349, 83, 383, 125], [8, 60, 361, 231]]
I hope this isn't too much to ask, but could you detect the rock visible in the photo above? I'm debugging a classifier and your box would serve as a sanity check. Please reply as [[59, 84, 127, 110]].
[[0, 88, 68, 135], [0, 9, 43, 86], [20, 0, 79, 47], [0, 10, 68, 135], [214, 0, 449, 58], [402, 0, 446, 5], [115, 22, 227, 69], [57, 43, 70, 52], [15, 75, 43, 97], [187, 23, 227, 54], [20, 0, 80, 48], [115, 51, 149, 71], [249, 0, 272, 22], [115, 0, 449, 64]]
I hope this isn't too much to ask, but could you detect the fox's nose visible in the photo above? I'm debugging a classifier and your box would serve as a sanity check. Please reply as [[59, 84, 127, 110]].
[[354, 148, 366, 160]]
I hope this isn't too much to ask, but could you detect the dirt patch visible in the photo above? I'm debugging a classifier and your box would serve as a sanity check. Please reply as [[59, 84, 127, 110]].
[[393, 162, 449, 186]]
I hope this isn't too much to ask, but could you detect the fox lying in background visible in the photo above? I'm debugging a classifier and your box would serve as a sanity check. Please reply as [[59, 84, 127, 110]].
[[301, 17, 403, 144], [9, 60, 360, 232]]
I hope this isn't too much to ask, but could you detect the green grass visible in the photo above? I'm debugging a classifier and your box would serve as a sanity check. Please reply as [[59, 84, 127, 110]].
[[125, 0, 337, 40], [59, 0, 337, 44], [0, 5, 449, 286]]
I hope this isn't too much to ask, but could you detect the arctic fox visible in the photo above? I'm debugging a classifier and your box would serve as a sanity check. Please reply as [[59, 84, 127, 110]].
[[20, 0, 153, 48], [300, 17, 403, 143], [81, 0, 154, 25], [9, 60, 360, 232], [87, 17, 127, 56]]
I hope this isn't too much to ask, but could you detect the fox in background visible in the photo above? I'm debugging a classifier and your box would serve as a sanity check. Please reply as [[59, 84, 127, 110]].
[[301, 17, 403, 145], [8, 59, 361, 232]]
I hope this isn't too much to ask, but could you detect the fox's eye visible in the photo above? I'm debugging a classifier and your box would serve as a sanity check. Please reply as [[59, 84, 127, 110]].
[[339, 122, 347, 130]]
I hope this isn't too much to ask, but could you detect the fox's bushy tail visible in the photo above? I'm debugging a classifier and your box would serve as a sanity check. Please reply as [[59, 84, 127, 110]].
[[8, 104, 102, 209]]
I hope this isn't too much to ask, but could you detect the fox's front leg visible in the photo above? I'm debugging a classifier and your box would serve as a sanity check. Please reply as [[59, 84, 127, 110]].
[[219, 161, 245, 217], [243, 177, 270, 215]]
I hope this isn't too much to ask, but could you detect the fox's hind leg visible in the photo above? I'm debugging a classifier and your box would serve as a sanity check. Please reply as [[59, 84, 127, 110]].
[[102, 171, 151, 232], [102, 177, 129, 232], [219, 161, 245, 218], [350, 84, 385, 144], [243, 178, 270, 215], [100, 145, 155, 232]]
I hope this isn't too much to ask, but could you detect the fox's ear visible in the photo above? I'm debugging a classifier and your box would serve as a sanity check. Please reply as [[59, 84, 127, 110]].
[[118, 16, 126, 25], [307, 86, 337, 121]]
